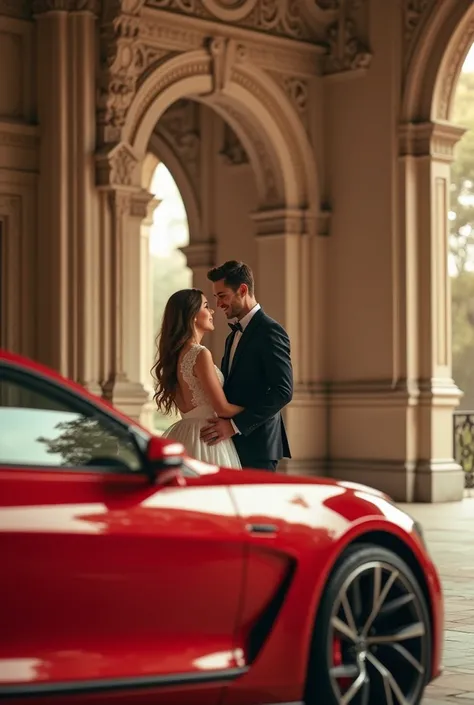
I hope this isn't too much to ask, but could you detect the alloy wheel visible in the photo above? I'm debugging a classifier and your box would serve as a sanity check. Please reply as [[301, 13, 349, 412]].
[[328, 560, 428, 705]]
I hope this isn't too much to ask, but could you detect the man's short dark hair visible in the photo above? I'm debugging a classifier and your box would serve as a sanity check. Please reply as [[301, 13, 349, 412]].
[[207, 260, 254, 296]]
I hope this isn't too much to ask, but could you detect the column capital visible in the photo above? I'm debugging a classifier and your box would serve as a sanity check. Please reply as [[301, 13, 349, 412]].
[[33, 0, 100, 16], [251, 208, 306, 237], [251, 208, 331, 237], [96, 142, 139, 189], [141, 196, 161, 226], [129, 189, 156, 220], [399, 120, 467, 162], [104, 187, 155, 220], [180, 240, 216, 269]]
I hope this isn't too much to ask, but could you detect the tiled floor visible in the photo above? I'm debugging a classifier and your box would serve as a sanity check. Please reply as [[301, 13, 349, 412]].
[[398, 495, 474, 704]]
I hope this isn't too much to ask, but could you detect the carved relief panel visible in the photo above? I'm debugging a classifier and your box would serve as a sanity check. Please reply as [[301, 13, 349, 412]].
[[97, 0, 373, 148], [156, 99, 201, 187]]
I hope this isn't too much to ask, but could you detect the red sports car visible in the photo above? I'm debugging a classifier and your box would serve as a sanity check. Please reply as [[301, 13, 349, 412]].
[[0, 349, 442, 705]]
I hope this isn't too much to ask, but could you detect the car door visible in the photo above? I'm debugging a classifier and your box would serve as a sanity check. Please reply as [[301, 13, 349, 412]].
[[0, 361, 247, 705]]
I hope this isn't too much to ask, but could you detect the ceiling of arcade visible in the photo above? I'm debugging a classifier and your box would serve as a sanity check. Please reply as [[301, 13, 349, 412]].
[[0, 1, 445, 131], [0, 1, 458, 125], [0, 0, 462, 202]]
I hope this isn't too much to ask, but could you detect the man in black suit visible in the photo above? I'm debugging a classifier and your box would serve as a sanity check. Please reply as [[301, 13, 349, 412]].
[[200, 260, 293, 471]]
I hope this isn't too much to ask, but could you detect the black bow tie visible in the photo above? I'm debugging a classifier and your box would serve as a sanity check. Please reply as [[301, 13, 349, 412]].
[[228, 321, 243, 333]]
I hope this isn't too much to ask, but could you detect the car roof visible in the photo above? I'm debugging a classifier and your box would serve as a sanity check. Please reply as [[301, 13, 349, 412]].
[[0, 348, 150, 433]]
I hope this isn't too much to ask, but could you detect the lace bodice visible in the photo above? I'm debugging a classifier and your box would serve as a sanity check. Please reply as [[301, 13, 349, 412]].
[[180, 344, 224, 409]]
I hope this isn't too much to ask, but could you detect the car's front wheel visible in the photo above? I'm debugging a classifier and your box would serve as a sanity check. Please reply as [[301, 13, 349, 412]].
[[306, 543, 432, 705]]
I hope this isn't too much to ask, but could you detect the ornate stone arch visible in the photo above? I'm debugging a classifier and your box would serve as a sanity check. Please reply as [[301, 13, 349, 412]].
[[402, 0, 474, 123], [121, 46, 318, 210], [433, 8, 474, 122], [396, 0, 474, 502], [147, 129, 203, 242], [96, 19, 322, 437]]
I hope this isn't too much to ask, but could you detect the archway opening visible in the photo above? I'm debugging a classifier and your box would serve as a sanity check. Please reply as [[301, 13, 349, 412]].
[[450, 43, 474, 407], [144, 97, 262, 433], [148, 160, 191, 433], [450, 42, 474, 489]]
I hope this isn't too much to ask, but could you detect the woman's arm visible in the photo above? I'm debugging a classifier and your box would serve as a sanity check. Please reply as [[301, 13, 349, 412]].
[[194, 347, 243, 418]]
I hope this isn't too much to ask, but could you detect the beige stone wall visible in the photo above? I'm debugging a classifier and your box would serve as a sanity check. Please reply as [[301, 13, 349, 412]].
[[0, 9, 37, 358], [0, 0, 473, 501]]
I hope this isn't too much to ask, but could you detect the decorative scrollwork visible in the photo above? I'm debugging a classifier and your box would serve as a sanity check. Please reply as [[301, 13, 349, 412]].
[[453, 412, 474, 489], [96, 142, 139, 187], [156, 99, 201, 187], [324, 16, 372, 75], [220, 123, 249, 165], [206, 36, 248, 93], [98, 0, 151, 144], [146, 0, 310, 40], [404, 0, 433, 43]]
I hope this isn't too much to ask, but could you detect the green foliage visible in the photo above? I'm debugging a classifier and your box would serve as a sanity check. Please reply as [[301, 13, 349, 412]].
[[450, 72, 474, 274], [451, 70, 474, 409], [151, 248, 191, 342], [37, 416, 140, 469]]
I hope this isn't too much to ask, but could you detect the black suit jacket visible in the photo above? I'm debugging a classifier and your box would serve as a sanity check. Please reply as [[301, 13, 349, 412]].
[[222, 308, 293, 468]]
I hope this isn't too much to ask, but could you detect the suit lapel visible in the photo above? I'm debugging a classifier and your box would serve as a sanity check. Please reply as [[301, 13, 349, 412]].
[[222, 331, 234, 380], [227, 309, 263, 383]]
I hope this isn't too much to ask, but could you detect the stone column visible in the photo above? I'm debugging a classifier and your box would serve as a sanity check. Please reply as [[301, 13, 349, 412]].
[[95, 141, 155, 422], [34, 0, 101, 394], [252, 208, 329, 476], [399, 121, 466, 501]]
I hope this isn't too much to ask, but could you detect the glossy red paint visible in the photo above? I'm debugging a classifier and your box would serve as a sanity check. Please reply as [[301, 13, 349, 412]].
[[0, 350, 444, 705]]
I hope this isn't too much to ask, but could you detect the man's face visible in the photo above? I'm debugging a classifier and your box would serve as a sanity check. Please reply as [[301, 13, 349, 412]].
[[212, 279, 245, 319]]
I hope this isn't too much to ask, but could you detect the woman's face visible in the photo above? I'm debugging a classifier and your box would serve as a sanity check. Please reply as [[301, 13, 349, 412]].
[[194, 294, 214, 333]]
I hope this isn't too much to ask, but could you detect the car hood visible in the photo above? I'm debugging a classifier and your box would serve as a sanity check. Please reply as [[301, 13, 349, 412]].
[[184, 456, 392, 502]]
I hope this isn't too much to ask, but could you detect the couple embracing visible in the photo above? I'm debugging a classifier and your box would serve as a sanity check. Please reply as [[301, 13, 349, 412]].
[[152, 260, 293, 471]]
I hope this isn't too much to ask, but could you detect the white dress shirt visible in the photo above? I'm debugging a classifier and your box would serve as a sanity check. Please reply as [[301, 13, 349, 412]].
[[228, 303, 261, 368], [228, 303, 261, 435]]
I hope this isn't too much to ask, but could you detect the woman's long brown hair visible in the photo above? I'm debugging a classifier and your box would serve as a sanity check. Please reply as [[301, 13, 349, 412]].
[[151, 288, 203, 414]]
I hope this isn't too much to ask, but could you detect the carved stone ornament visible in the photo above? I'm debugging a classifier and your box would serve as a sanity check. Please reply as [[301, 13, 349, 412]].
[[220, 123, 249, 165], [404, 0, 434, 44], [269, 72, 308, 125], [156, 99, 201, 187], [98, 0, 162, 145], [146, 0, 310, 41], [32, 0, 100, 13], [96, 142, 139, 187], [324, 0, 372, 77], [201, 0, 259, 22], [206, 36, 248, 93]]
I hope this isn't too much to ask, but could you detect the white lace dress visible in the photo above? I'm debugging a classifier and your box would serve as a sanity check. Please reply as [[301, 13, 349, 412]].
[[161, 344, 242, 469]]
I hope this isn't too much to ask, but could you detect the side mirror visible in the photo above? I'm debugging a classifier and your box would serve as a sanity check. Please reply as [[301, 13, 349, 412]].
[[145, 435, 186, 484]]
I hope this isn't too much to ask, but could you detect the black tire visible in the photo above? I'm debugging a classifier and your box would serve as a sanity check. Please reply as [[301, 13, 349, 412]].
[[305, 543, 432, 705]]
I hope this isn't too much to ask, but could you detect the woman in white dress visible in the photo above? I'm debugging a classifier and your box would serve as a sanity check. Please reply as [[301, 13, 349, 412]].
[[152, 288, 242, 469]]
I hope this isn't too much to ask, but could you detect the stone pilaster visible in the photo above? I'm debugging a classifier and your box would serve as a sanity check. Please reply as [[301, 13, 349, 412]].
[[329, 121, 465, 502], [251, 208, 329, 476], [398, 120, 466, 501], [34, 1, 101, 395], [95, 165, 155, 423]]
